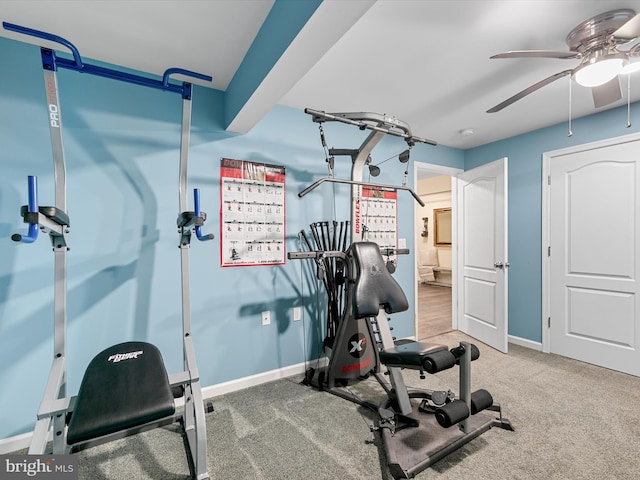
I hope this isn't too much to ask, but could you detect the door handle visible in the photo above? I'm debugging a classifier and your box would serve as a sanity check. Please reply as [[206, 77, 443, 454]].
[[494, 261, 504, 269]]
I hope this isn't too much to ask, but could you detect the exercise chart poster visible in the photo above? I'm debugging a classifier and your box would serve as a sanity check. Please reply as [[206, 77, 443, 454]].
[[354, 185, 398, 252], [220, 158, 286, 267]]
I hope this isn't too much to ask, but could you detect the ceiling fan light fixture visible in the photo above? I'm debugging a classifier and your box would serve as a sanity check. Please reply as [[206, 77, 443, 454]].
[[574, 52, 625, 87]]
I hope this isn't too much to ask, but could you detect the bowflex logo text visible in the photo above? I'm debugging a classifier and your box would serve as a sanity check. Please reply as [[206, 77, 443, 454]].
[[1, 455, 77, 479], [107, 350, 143, 363]]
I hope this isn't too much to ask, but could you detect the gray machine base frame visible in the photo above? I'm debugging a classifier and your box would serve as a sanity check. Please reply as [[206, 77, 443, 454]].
[[379, 397, 513, 479]]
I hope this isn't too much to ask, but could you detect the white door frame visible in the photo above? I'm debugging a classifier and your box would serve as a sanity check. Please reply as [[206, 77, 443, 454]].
[[541, 131, 640, 353], [413, 161, 463, 338]]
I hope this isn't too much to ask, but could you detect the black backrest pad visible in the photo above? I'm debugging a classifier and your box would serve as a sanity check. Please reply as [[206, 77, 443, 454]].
[[67, 341, 175, 445], [350, 242, 409, 318]]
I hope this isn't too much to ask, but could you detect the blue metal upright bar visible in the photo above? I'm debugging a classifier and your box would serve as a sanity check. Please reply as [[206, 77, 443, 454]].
[[193, 189, 214, 241], [11, 175, 40, 243]]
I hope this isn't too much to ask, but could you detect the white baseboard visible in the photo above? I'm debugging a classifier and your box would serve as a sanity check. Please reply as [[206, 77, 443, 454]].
[[200, 359, 318, 399], [0, 359, 321, 454], [508, 335, 543, 351], [0, 432, 32, 455]]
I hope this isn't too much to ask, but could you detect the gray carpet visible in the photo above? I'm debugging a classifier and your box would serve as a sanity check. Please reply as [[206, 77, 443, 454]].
[[62, 330, 640, 479]]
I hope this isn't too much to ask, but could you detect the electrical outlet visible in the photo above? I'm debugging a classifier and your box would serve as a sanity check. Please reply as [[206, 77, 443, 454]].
[[293, 306, 302, 321], [261, 310, 271, 326]]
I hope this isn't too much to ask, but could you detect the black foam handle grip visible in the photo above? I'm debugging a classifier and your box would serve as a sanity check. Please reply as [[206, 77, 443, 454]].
[[422, 349, 456, 374], [470, 389, 494, 415], [435, 399, 470, 428]]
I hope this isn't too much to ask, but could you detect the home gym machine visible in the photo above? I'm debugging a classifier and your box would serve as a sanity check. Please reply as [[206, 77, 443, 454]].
[[7, 22, 213, 479], [289, 109, 513, 479]]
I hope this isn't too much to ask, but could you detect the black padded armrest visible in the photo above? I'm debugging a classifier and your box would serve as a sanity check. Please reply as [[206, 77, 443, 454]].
[[20, 205, 70, 226], [177, 211, 196, 228], [177, 211, 206, 228]]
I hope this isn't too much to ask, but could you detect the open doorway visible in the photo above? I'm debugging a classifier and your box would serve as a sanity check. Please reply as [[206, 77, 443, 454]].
[[414, 162, 461, 340]]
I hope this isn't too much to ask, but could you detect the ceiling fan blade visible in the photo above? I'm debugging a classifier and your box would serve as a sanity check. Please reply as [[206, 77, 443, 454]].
[[613, 12, 640, 40], [491, 50, 580, 59], [487, 70, 573, 113], [592, 77, 622, 108]]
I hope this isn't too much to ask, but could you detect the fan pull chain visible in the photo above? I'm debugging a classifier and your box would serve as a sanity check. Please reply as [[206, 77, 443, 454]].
[[627, 73, 631, 128], [568, 77, 573, 137]]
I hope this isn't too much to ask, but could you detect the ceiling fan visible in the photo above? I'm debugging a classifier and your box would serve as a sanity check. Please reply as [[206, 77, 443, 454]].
[[488, 9, 640, 113]]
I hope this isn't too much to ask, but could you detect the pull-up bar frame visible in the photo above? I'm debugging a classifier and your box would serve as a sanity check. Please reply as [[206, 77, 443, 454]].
[[7, 22, 212, 478], [304, 108, 437, 147], [302, 109, 433, 244], [3, 22, 212, 98]]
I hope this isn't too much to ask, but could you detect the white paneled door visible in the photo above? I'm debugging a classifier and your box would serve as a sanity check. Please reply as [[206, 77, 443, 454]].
[[548, 138, 640, 376], [457, 158, 508, 353]]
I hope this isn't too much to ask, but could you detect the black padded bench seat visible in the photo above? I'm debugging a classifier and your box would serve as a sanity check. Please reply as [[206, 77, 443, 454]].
[[379, 341, 448, 370], [67, 341, 175, 445]]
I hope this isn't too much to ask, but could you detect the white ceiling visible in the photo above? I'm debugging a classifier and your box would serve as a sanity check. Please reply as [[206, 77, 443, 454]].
[[3, 0, 640, 149]]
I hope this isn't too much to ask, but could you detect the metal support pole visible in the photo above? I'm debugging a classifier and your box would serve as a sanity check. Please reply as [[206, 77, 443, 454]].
[[375, 310, 412, 415], [458, 342, 472, 433], [42, 58, 67, 212], [34, 51, 71, 455], [177, 90, 210, 480], [351, 131, 385, 242], [178, 87, 192, 214]]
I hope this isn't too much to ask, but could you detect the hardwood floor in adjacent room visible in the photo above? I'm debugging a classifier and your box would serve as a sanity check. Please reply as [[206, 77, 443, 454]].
[[417, 283, 453, 340]]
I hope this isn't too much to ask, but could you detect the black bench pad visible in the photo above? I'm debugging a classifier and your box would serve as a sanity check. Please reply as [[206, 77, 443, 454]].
[[379, 341, 448, 369], [67, 341, 175, 445]]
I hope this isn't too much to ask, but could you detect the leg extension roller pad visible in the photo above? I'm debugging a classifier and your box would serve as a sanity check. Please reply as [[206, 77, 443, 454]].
[[422, 349, 457, 374], [470, 389, 494, 415], [435, 399, 470, 428]]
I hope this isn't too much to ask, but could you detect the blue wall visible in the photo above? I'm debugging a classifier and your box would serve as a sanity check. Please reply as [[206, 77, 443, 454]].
[[0, 35, 460, 439], [465, 103, 640, 342]]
